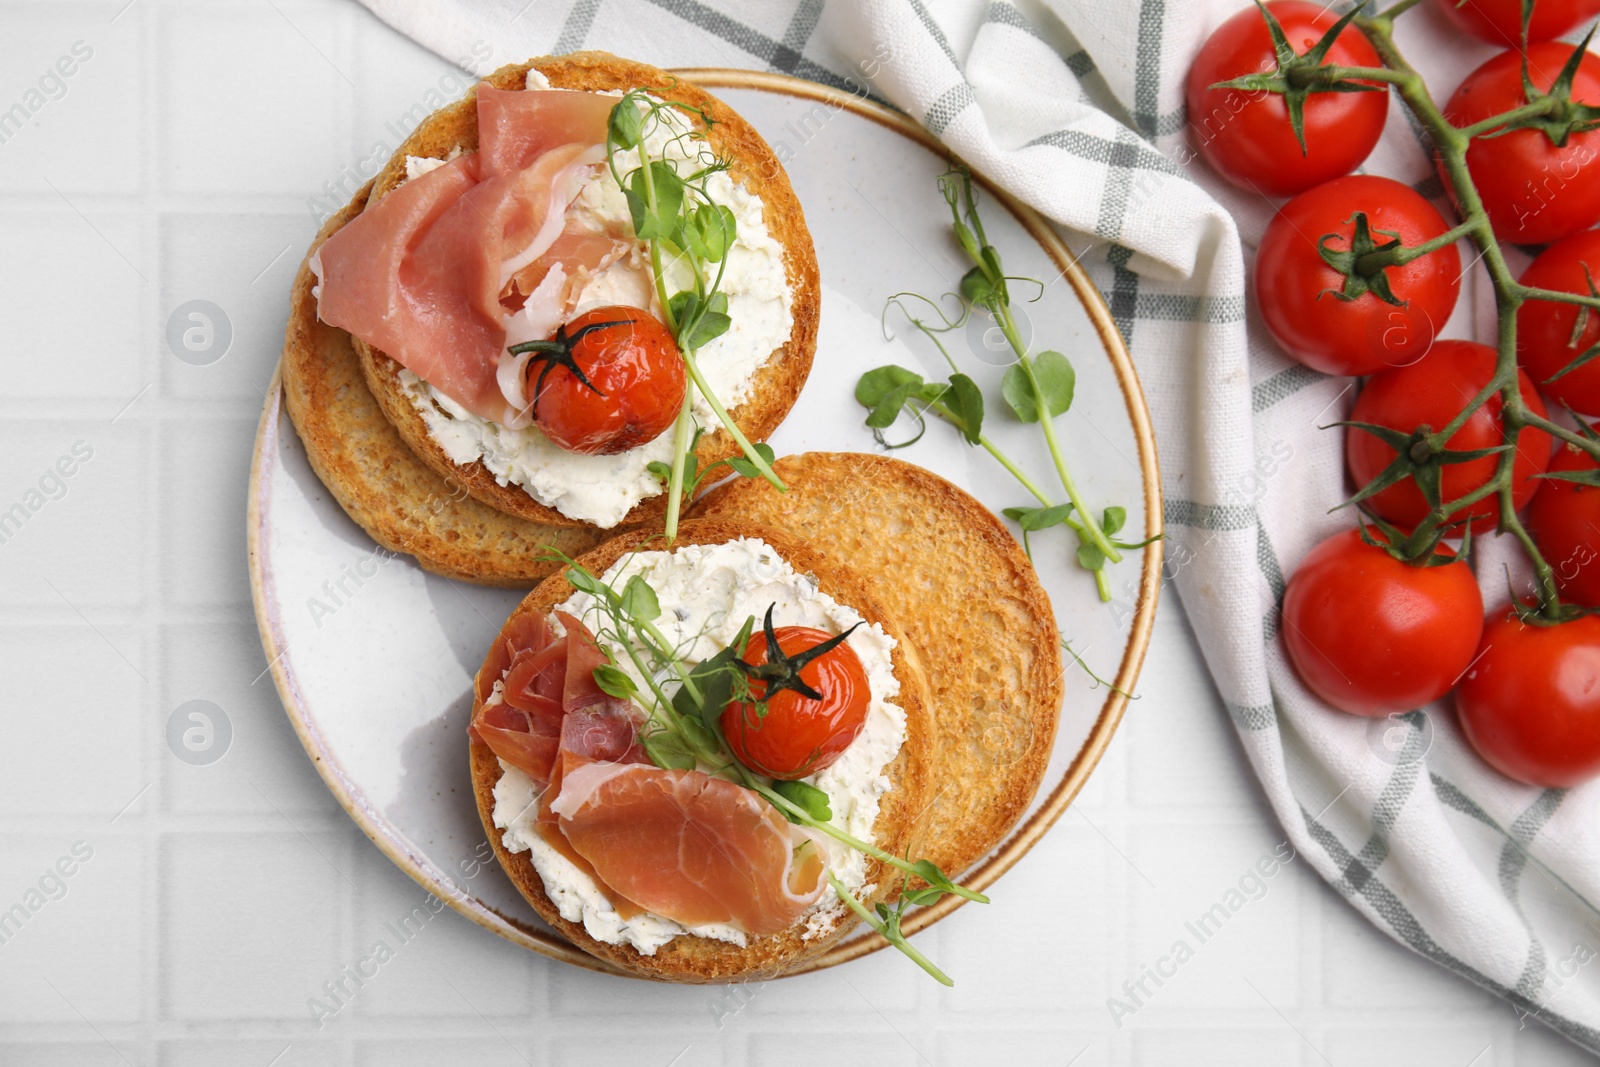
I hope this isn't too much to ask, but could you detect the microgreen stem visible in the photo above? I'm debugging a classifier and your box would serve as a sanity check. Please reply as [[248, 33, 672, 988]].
[[634, 140, 679, 334], [680, 349, 784, 488], [827, 873, 954, 986], [613, 621, 689, 734], [999, 302, 1123, 566], [663, 399, 694, 541], [759, 785, 988, 902], [925, 401, 1052, 506]]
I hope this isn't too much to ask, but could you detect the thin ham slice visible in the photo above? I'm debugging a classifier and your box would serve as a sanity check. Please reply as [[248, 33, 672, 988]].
[[398, 143, 601, 420], [529, 704, 651, 919], [551, 763, 828, 936], [478, 86, 616, 176], [313, 153, 480, 387], [476, 612, 549, 704], [314, 85, 623, 422], [472, 610, 631, 787], [473, 700, 564, 789]]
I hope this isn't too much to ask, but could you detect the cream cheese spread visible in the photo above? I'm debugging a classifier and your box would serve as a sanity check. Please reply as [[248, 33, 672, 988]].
[[398, 87, 793, 528], [490, 537, 907, 955]]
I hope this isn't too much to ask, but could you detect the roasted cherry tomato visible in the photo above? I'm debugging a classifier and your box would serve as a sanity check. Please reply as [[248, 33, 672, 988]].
[[1256, 176, 1462, 375], [1282, 528, 1484, 717], [1457, 611, 1600, 787], [1443, 42, 1600, 246], [1434, 0, 1600, 48], [1346, 340, 1552, 531], [520, 305, 686, 455], [1185, 1, 1388, 198], [1517, 229, 1600, 414], [1527, 437, 1600, 605], [721, 624, 870, 781]]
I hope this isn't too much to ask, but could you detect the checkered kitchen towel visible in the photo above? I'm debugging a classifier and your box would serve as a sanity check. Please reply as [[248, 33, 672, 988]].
[[356, 0, 1600, 1049]]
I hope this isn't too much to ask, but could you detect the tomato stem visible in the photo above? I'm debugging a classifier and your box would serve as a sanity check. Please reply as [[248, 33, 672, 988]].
[[1353, 219, 1475, 274], [1349, 11, 1570, 619]]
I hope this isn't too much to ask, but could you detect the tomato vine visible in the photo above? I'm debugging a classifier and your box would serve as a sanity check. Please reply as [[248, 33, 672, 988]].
[[1280, 0, 1600, 621]]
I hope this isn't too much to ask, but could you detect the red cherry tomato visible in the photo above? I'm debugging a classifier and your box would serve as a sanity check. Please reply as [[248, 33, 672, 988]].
[[1456, 611, 1600, 787], [1282, 528, 1484, 716], [1186, 1, 1388, 198], [525, 305, 686, 455], [1256, 176, 1463, 375], [1527, 437, 1600, 604], [1434, 0, 1600, 48], [1443, 42, 1600, 245], [721, 626, 870, 781], [1345, 340, 1552, 531], [1517, 229, 1600, 414]]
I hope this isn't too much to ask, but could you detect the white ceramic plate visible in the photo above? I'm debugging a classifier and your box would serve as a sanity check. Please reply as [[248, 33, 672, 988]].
[[249, 71, 1162, 976]]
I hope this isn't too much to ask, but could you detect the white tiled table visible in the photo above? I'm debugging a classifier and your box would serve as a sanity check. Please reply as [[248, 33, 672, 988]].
[[0, 2, 1592, 1064]]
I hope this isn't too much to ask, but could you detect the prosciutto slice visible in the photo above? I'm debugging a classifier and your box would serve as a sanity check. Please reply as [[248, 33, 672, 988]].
[[312, 153, 480, 385], [389, 143, 602, 420], [551, 763, 828, 936], [471, 610, 630, 786], [313, 85, 627, 422], [477, 86, 616, 176]]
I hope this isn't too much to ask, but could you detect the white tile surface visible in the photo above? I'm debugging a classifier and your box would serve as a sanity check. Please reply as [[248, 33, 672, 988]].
[[0, 835, 144, 1024], [156, 5, 350, 196], [0, 422, 149, 609], [158, 618, 342, 816], [160, 831, 346, 1019], [0, 627, 146, 814], [0, 213, 146, 400], [1, 1, 1597, 1064]]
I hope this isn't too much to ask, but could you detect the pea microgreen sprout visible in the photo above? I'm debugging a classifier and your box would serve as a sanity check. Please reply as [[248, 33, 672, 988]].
[[854, 169, 1157, 602], [645, 425, 778, 513], [604, 89, 784, 540], [940, 167, 1127, 566], [537, 549, 986, 981]]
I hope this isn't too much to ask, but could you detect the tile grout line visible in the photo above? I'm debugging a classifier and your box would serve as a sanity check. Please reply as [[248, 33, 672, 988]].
[[139, 3, 167, 1059]]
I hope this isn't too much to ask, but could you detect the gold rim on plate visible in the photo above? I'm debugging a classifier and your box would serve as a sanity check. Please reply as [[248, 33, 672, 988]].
[[247, 68, 1164, 979]]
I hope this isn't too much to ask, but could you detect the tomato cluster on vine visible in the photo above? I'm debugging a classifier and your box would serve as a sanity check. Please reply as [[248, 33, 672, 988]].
[[1190, 0, 1600, 787]]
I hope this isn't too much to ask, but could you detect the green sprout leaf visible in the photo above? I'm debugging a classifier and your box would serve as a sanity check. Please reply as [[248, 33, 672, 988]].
[[868, 385, 917, 429], [1002, 502, 1077, 532], [947, 372, 985, 444], [620, 575, 661, 623], [565, 565, 611, 601], [856, 365, 926, 407], [668, 290, 732, 351], [728, 442, 778, 478], [593, 664, 638, 699], [959, 265, 1001, 310], [685, 202, 737, 262], [607, 99, 644, 150], [772, 779, 832, 822], [641, 732, 697, 770], [623, 161, 687, 241], [1002, 351, 1074, 422], [1103, 506, 1127, 537]]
